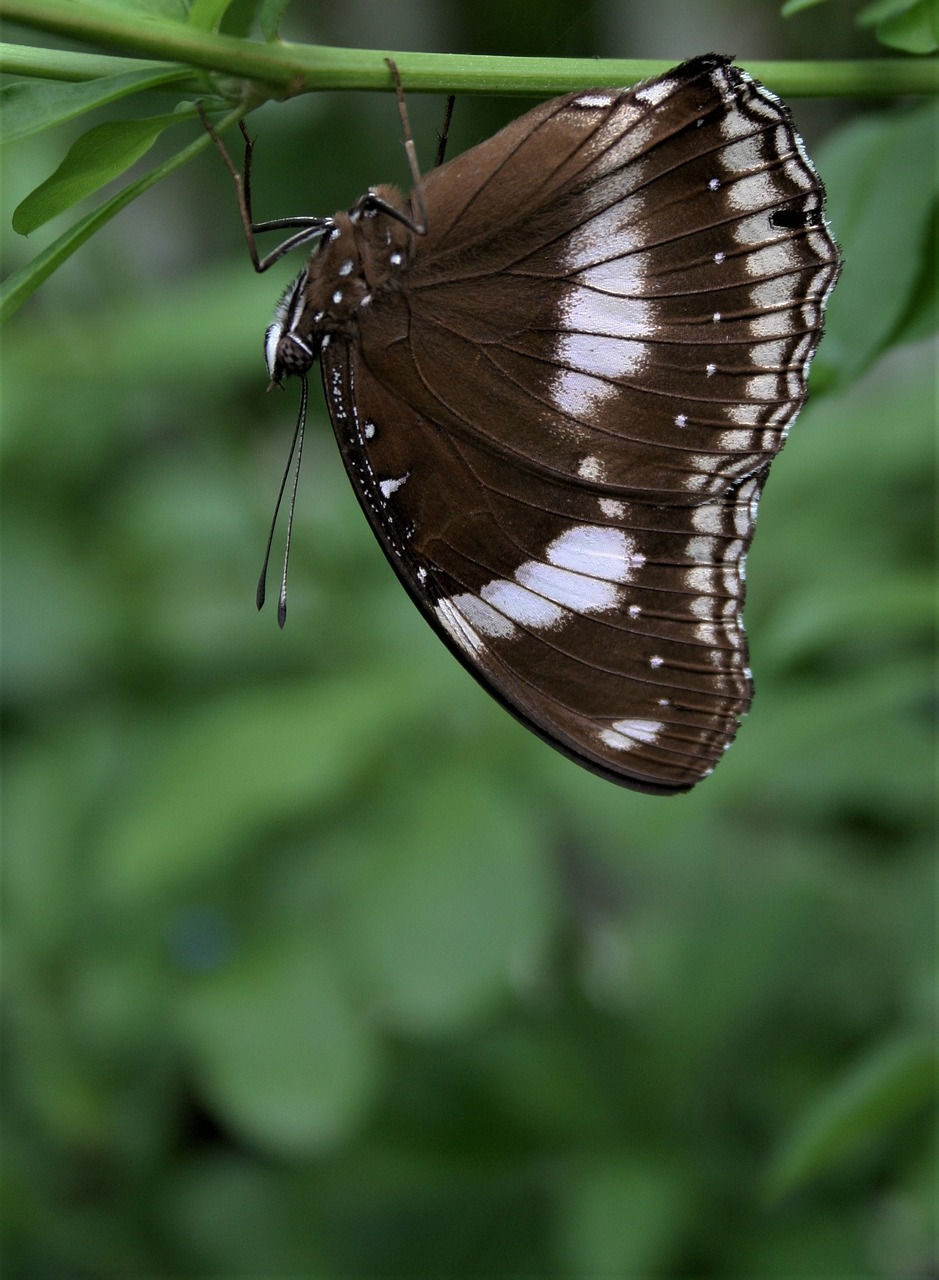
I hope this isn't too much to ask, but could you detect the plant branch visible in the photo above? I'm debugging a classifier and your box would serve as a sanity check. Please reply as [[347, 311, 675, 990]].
[[1, 0, 937, 98], [0, 40, 185, 81]]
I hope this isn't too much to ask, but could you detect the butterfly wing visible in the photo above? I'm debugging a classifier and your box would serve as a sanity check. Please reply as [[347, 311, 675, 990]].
[[380, 54, 839, 500], [322, 336, 757, 793], [321, 55, 840, 792]]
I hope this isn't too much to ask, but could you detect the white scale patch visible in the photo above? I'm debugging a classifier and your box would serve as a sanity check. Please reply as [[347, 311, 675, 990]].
[[690, 595, 716, 619], [437, 525, 643, 647], [575, 92, 617, 108], [716, 427, 759, 451], [436, 598, 492, 658], [379, 473, 409, 499], [578, 455, 604, 480], [634, 77, 677, 107], [684, 565, 720, 594], [746, 242, 803, 280], [600, 718, 665, 751], [743, 373, 782, 400], [549, 215, 654, 419], [691, 504, 723, 535], [686, 535, 718, 562]]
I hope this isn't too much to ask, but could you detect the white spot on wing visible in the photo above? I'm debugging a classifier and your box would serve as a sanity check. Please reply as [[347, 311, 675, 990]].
[[546, 525, 641, 583], [578, 455, 604, 481], [599, 497, 625, 519], [600, 718, 665, 751], [481, 579, 566, 630], [379, 473, 409, 499], [634, 77, 677, 106], [575, 92, 616, 108], [549, 212, 654, 417], [515, 561, 619, 614], [441, 593, 517, 644], [446, 525, 644, 641]]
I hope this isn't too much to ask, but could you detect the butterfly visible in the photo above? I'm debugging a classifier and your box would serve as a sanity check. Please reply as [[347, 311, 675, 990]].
[[204, 53, 840, 794]]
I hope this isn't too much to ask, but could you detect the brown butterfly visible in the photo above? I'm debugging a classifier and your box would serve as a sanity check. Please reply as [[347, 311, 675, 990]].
[[204, 54, 840, 794]]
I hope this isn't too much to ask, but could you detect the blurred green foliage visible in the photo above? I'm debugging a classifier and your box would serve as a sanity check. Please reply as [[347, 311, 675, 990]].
[[2, 1, 936, 1276]]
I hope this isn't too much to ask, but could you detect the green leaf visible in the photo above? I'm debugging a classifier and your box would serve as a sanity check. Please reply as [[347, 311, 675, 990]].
[[558, 1158, 689, 1276], [176, 933, 379, 1156], [90, 0, 189, 18], [818, 100, 939, 380], [12, 110, 193, 235], [781, 0, 830, 14], [0, 66, 190, 145], [888, 197, 939, 345], [95, 668, 439, 902], [764, 1035, 937, 1201], [0, 107, 238, 322], [856, 0, 923, 22], [187, 0, 238, 31], [876, 0, 939, 51], [260, 0, 293, 41], [336, 764, 556, 1036]]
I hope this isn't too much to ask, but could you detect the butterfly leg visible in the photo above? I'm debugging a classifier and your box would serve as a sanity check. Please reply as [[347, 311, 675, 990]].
[[384, 58, 428, 234], [434, 94, 456, 168], [198, 103, 333, 272]]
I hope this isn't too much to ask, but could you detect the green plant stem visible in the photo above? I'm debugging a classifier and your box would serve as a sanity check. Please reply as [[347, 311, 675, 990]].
[[0, 40, 182, 81], [1, 0, 937, 97]]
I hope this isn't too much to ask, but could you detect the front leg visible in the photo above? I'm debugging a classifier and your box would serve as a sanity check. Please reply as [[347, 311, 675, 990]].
[[198, 104, 333, 272]]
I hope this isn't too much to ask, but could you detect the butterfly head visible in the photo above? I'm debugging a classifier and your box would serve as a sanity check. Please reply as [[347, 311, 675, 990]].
[[264, 266, 320, 387], [264, 200, 416, 389]]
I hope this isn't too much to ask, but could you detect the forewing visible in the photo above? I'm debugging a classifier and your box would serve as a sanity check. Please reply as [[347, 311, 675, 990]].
[[374, 54, 839, 501]]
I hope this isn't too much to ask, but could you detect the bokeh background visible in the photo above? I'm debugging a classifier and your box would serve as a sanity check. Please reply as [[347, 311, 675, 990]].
[[2, 1, 936, 1275]]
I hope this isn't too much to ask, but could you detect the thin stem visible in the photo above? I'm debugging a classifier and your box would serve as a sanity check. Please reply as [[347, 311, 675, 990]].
[[1, 0, 937, 98], [0, 40, 185, 81]]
